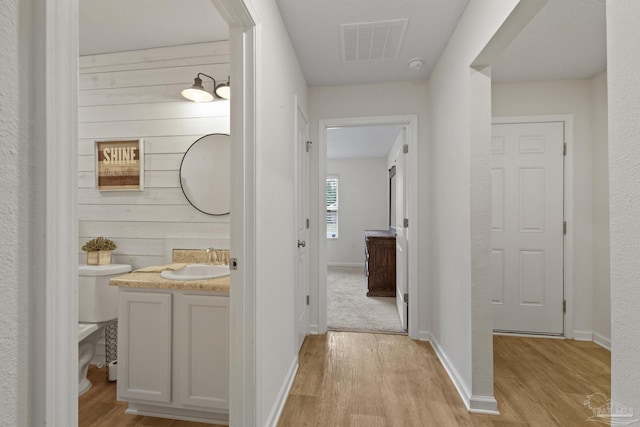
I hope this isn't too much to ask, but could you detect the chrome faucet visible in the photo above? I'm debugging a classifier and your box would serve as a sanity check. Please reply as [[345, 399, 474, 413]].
[[205, 248, 216, 265]]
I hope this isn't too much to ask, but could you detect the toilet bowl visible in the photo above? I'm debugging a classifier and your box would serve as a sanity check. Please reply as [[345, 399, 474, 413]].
[[78, 263, 131, 396], [78, 323, 102, 395]]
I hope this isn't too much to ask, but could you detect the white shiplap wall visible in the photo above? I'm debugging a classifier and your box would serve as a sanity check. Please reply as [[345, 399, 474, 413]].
[[78, 42, 231, 269]]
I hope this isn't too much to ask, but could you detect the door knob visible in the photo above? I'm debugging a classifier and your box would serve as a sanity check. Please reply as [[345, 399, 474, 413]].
[[297, 240, 306, 248]]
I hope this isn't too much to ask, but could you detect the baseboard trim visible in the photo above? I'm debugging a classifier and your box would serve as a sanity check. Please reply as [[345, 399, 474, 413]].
[[327, 262, 365, 268], [593, 332, 611, 351], [429, 336, 472, 411], [309, 324, 320, 335], [265, 355, 299, 427], [573, 330, 594, 342], [469, 395, 499, 415], [418, 330, 431, 342], [429, 335, 498, 415]]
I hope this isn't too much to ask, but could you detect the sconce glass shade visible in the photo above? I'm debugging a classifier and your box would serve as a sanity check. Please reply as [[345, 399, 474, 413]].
[[215, 83, 230, 100], [182, 77, 214, 103]]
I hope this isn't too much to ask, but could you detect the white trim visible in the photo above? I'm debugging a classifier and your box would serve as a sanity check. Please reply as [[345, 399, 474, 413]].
[[44, 0, 79, 425], [327, 262, 364, 268], [469, 396, 500, 415], [493, 332, 565, 340], [212, 1, 259, 426], [264, 357, 299, 427], [294, 95, 311, 351], [318, 115, 420, 340], [125, 403, 229, 425], [492, 115, 575, 338], [573, 330, 595, 342], [593, 332, 611, 351], [418, 330, 432, 342], [309, 324, 321, 335], [430, 336, 499, 415]]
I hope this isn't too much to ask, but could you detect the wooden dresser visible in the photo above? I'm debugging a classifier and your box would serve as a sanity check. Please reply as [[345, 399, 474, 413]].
[[364, 230, 396, 297]]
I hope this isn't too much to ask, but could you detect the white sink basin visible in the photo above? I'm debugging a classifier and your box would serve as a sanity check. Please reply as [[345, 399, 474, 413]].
[[160, 264, 230, 281]]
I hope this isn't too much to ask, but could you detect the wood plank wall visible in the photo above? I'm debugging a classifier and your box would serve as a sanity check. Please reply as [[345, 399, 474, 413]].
[[78, 42, 231, 269]]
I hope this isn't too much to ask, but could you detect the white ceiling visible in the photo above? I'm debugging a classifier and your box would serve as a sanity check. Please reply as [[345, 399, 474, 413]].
[[79, 0, 607, 84], [327, 126, 402, 159], [79, 0, 606, 158], [492, 0, 606, 83], [79, 0, 228, 56], [275, 0, 470, 86]]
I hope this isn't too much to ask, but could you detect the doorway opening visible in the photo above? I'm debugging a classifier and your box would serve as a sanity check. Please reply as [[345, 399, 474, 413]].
[[318, 115, 419, 339]]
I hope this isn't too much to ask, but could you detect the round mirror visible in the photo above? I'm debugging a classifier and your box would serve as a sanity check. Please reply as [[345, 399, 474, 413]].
[[180, 133, 230, 215]]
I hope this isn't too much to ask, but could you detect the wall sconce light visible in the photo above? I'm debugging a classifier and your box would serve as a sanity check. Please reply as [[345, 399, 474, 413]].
[[181, 73, 230, 102], [214, 77, 230, 100]]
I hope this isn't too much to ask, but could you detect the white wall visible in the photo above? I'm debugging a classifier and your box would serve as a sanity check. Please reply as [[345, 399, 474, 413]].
[[249, 1, 308, 424], [427, 0, 520, 412], [607, 0, 640, 413], [0, 0, 31, 422], [308, 80, 429, 335], [78, 42, 231, 269], [591, 71, 610, 348], [492, 78, 597, 339], [326, 157, 388, 266]]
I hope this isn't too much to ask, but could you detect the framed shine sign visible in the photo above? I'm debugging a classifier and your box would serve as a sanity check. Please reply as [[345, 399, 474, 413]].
[[95, 139, 144, 191]]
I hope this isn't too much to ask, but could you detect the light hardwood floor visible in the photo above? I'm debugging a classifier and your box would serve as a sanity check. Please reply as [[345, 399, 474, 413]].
[[278, 332, 610, 426], [80, 332, 610, 426], [78, 366, 224, 427]]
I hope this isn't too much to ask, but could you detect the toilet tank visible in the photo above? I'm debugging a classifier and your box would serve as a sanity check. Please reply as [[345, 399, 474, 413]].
[[78, 264, 131, 322]]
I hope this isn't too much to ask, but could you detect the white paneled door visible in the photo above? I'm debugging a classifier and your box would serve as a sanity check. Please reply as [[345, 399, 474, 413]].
[[394, 131, 408, 331], [295, 105, 310, 351], [491, 122, 564, 335]]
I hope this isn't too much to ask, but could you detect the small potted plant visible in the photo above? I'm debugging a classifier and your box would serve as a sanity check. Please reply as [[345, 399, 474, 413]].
[[82, 236, 117, 265]]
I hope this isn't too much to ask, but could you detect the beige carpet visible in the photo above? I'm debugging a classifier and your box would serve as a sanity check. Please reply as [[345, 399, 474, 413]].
[[327, 266, 405, 334]]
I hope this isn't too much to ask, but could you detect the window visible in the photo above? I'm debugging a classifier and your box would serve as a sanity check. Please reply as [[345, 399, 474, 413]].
[[326, 177, 339, 238]]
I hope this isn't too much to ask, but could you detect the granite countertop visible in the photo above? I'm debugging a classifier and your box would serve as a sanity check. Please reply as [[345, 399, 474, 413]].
[[109, 264, 230, 293]]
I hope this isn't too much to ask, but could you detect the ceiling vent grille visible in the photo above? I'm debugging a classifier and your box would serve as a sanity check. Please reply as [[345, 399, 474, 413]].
[[340, 18, 408, 63]]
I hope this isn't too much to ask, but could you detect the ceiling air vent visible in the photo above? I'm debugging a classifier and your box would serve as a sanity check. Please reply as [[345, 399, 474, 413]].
[[340, 18, 409, 63]]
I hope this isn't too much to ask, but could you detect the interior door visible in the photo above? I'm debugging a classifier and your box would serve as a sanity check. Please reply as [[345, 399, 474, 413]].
[[394, 130, 408, 330], [491, 121, 564, 335], [295, 106, 310, 351]]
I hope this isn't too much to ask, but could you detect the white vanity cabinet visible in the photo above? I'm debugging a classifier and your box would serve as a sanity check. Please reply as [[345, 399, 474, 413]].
[[117, 288, 229, 424]]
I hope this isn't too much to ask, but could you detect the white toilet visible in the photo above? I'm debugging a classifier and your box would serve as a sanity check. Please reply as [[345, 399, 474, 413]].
[[78, 263, 131, 396]]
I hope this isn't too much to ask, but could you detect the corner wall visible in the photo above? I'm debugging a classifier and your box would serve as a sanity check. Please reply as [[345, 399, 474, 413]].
[[249, 0, 309, 424], [78, 42, 231, 269], [0, 0, 32, 422], [591, 71, 610, 348], [607, 0, 640, 413], [427, 0, 520, 412]]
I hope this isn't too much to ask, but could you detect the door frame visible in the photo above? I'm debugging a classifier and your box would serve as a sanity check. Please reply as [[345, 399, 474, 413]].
[[42, 0, 258, 425], [317, 115, 419, 339], [491, 114, 574, 338]]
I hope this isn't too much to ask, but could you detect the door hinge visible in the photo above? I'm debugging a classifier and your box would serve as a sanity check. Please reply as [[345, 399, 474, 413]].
[[403, 218, 409, 228], [306, 140, 312, 152], [404, 293, 409, 304], [563, 299, 566, 313], [306, 295, 310, 306], [563, 221, 567, 235], [403, 144, 409, 154], [563, 143, 567, 156], [230, 257, 238, 270], [306, 218, 310, 229]]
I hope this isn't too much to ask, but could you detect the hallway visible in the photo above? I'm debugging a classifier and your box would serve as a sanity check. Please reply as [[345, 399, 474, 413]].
[[278, 332, 610, 426]]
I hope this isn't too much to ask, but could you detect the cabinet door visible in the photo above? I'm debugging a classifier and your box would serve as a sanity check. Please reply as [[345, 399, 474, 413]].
[[117, 291, 172, 403], [175, 294, 229, 410]]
